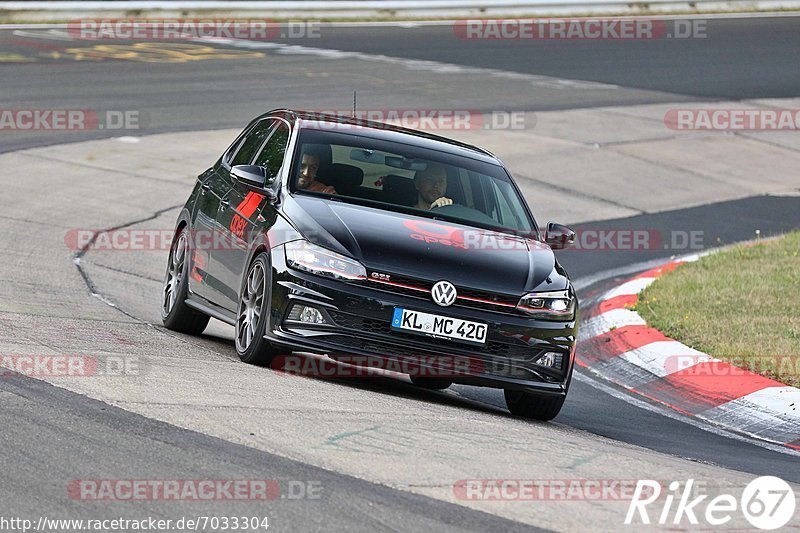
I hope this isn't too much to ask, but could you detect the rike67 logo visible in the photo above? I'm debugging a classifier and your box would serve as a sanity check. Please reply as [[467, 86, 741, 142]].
[[626, 476, 796, 530]]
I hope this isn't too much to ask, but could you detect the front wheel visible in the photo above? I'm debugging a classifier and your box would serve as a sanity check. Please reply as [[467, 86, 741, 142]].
[[161, 227, 210, 335], [235, 253, 281, 365], [504, 391, 566, 421]]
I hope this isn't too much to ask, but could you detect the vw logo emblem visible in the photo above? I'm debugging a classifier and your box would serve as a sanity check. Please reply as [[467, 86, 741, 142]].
[[431, 280, 457, 307]]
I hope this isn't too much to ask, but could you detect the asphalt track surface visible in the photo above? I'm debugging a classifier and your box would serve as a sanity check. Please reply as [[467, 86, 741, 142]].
[[1, 15, 800, 531], [2, 15, 800, 152], [1, 372, 539, 532], [273, 17, 800, 100]]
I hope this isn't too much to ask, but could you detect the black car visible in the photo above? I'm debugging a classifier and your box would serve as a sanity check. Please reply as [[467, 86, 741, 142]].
[[161, 109, 578, 420]]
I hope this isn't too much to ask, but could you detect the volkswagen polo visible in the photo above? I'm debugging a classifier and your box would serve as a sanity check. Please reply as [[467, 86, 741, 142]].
[[161, 109, 578, 420]]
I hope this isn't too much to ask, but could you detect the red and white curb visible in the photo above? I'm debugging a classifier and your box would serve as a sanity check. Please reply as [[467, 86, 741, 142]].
[[577, 256, 800, 451]]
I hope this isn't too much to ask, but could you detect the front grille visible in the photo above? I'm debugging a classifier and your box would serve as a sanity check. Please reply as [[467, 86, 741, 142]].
[[327, 311, 386, 333], [321, 335, 541, 379], [366, 271, 521, 314], [326, 310, 539, 361]]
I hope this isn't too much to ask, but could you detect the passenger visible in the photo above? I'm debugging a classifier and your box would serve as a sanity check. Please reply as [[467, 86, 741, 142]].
[[296, 146, 337, 194], [414, 162, 453, 210]]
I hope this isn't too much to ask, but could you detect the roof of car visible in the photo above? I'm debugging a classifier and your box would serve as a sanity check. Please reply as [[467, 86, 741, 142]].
[[261, 109, 503, 166]]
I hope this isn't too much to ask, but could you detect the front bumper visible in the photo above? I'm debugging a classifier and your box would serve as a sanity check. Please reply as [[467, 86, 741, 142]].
[[264, 247, 578, 396]]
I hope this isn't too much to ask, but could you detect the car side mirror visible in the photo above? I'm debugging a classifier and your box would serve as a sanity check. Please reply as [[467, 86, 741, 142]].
[[544, 222, 576, 250], [231, 165, 278, 201]]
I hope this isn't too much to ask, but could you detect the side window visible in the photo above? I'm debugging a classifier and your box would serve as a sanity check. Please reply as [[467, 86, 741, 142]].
[[222, 129, 248, 166], [230, 120, 274, 167], [492, 181, 514, 227], [253, 121, 290, 178], [490, 180, 531, 231], [476, 174, 498, 222], [456, 170, 476, 209]]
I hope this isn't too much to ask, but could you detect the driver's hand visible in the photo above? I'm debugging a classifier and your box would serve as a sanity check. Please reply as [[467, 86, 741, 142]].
[[430, 197, 453, 209]]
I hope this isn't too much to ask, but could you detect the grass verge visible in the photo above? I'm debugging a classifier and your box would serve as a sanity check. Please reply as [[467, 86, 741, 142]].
[[636, 231, 800, 387]]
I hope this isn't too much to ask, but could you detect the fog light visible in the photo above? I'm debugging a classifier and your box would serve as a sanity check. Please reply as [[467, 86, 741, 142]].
[[535, 351, 563, 369], [288, 304, 327, 324]]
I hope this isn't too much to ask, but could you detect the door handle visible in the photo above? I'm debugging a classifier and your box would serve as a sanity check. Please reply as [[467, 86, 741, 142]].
[[220, 199, 230, 210], [201, 183, 210, 192]]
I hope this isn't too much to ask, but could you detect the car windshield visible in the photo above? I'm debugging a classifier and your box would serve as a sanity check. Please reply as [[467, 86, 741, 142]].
[[289, 127, 536, 234]]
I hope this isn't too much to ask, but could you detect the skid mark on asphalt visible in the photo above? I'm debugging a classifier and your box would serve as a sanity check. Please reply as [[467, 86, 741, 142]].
[[320, 424, 587, 464], [323, 426, 384, 451], [564, 453, 602, 470]]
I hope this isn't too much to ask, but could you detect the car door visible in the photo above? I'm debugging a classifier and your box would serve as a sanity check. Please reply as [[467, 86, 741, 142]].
[[188, 162, 233, 304], [213, 118, 291, 311], [188, 119, 274, 308]]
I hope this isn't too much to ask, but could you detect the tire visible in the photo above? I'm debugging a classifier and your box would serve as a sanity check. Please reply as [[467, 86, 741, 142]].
[[505, 365, 572, 421], [235, 252, 281, 365], [161, 226, 210, 335], [504, 390, 566, 421], [409, 376, 452, 390]]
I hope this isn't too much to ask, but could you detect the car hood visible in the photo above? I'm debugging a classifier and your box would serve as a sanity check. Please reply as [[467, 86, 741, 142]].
[[283, 195, 564, 295]]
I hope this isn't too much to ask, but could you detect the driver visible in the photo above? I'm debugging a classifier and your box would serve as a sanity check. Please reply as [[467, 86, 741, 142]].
[[296, 146, 337, 194], [414, 162, 453, 210]]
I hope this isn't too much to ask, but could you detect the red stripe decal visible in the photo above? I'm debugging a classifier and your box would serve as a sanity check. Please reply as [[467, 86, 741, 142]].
[[236, 192, 254, 212], [240, 192, 264, 218]]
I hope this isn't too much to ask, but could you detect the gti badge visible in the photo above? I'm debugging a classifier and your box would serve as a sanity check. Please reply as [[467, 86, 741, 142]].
[[431, 280, 457, 307]]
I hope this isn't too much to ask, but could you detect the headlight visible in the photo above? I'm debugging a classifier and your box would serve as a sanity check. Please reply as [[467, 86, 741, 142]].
[[517, 289, 575, 319], [285, 240, 366, 281]]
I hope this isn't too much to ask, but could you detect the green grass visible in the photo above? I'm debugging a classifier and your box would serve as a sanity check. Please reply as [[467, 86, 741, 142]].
[[636, 231, 800, 387]]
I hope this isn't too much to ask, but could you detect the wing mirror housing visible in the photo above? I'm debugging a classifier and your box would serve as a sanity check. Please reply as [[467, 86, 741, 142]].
[[544, 222, 576, 250], [231, 165, 278, 201]]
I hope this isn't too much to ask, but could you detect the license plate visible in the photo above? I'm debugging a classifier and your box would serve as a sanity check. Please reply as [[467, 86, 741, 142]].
[[391, 308, 487, 345]]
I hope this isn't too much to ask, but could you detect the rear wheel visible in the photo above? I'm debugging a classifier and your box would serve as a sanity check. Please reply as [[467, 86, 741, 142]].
[[236, 253, 281, 365], [161, 227, 210, 335], [504, 390, 566, 421], [409, 376, 452, 390]]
